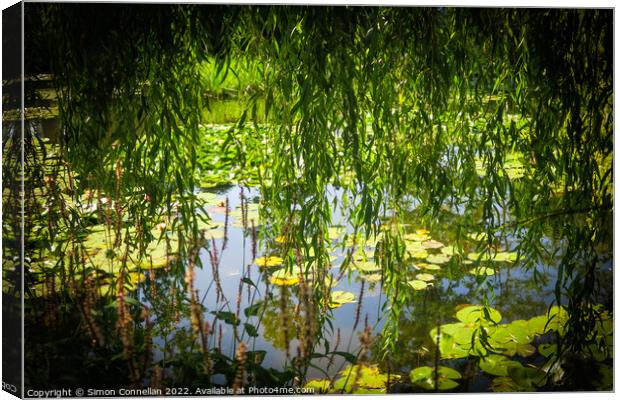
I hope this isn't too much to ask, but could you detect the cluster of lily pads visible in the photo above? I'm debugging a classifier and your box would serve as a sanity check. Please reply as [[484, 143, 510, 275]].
[[419, 303, 613, 392], [253, 254, 357, 309], [305, 364, 396, 394]]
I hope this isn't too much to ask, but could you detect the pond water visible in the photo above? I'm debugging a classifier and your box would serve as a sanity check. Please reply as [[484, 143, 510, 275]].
[[140, 180, 611, 392]]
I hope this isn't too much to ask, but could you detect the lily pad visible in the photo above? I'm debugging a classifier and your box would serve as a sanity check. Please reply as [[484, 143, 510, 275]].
[[404, 232, 431, 242], [479, 355, 522, 377], [304, 379, 331, 393], [537, 343, 557, 358], [469, 266, 495, 276], [254, 256, 284, 268], [456, 305, 502, 325], [410, 366, 461, 391], [408, 280, 430, 290], [508, 365, 547, 388], [415, 262, 441, 271], [422, 240, 444, 249], [329, 291, 356, 308], [429, 329, 471, 360], [426, 253, 451, 264], [269, 269, 300, 286], [505, 320, 534, 344], [353, 260, 381, 273], [327, 226, 346, 240], [416, 273, 435, 282], [467, 251, 517, 263], [405, 241, 425, 252], [332, 364, 389, 393], [360, 273, 383, 283], [411, 250, 430, 259], [491, 376, 530, 392], [440, 245, 459, 256]]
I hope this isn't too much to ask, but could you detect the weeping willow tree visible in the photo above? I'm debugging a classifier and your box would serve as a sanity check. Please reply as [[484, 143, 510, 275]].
[[15, 3, 612, 390]]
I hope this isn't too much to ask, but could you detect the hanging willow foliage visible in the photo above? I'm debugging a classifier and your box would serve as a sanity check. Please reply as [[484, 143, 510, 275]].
[[24, 4, 612, 364]]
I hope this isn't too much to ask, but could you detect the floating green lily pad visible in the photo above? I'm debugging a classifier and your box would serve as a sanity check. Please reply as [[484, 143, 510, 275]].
[[404, 232, 431, 242], [360, 273, 382, 283], [411, 250, 430, 259], [304, 379, 331, 393], [508, 365, 547, 388], [426, 253, 451, 264], [456, 305, 502, 325], [479, 355, 522, 377], [408, 280, 430, 290], [353, 260, 381, 273], [415, 262, 441, 271], [327, 226, 346, 240], [491, 376, 530, 392], [405, 241, 425, 252], [441, 245, 459, 256], [416, 273, 435, 282], [410, 366, 461, 391], [329, 291, 356, 308], [467, 251, 517, 263], [537, 343, 557, 358], [469, 266, 495, 276], [332, 364, 390, 393], [422, 240, 444, 249]]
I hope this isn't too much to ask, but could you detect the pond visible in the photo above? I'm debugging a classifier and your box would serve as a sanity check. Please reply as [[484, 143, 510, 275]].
[[8, 98, 613, 394]]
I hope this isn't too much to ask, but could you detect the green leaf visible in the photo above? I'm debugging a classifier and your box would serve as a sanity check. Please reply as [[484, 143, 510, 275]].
[[244, 323, 258, 337], [210, 311, 239, 326], [329, 351, 357, 363], [244, 301, 263, 317]]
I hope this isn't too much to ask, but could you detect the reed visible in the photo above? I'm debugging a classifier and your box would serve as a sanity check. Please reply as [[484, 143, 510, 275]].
[[142, 306, 153, 378], [232, 342, 247, 393], [279, 286, 291, 359], [352, 280, 365, 332]]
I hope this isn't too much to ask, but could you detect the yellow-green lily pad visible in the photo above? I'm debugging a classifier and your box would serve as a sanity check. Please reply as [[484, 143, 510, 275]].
[[469, 266, 495, 276], [269, 269, 300, 286], [426, 253, 451, 264], [441, 245, 459, 256], [422, 240, 444, 249], [254, 256, 284, 267], [404, 232, 431, 242], [416, 273, 435, 282], [415, 262, 441, 271], [329, 291, 356, 308], [353, 260, 381, 273], [411, 250, 430, 259], [408, 280, 430, 290]]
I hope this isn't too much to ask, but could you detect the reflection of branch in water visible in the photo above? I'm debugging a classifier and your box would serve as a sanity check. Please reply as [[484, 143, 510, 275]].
[[501, 205, 612, 230]]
